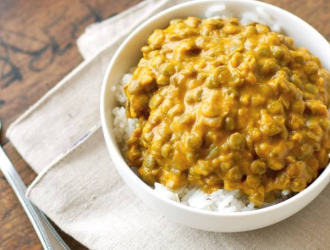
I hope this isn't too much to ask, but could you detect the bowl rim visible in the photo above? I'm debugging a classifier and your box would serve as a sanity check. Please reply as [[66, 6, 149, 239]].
[[100, 0, 330, 218]]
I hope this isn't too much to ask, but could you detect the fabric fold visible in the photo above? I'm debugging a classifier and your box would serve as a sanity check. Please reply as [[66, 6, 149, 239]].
[[6, 0, 188, 174], [26, 126, 330, 250]]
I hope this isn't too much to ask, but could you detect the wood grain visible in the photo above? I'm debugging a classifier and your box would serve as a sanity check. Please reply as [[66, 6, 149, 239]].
[[0, 0, 329, 249], [0, 1, 142, 249]]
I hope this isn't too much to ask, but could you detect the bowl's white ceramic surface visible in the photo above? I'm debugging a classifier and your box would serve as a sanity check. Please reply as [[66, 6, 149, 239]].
[[100, 0, 330, 232]]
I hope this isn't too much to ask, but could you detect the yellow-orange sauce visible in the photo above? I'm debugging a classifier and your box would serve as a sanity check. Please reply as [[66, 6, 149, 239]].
[[124, 17, 330, 206]]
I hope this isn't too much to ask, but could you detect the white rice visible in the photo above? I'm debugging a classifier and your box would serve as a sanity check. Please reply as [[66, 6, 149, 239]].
[[205, 5, 281, 33], [111, 9, 289, 212], [154, 183, 256, 212], [111, 72, 138, 152], [153, 183, 292, 212]]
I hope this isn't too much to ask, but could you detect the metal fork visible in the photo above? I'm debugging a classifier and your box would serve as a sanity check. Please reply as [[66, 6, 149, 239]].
[[0, 121, 71, 250]]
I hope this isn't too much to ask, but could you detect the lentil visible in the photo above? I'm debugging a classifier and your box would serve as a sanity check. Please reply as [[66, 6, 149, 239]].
[[124, 17, 330, 205]]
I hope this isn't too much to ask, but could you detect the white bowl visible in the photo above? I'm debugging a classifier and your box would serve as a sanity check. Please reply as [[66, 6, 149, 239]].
[[100, 0, 330, 232]]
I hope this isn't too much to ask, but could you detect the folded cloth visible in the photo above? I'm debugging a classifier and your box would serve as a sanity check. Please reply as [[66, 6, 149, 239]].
[[6, 0, 330, 249], [7, 0, 178, 174]]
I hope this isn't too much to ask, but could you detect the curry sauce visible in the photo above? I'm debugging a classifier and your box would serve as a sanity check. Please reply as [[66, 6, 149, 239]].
[[124, 17, 330, 206]]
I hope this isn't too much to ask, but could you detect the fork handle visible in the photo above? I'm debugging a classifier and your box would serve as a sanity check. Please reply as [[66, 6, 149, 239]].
[[0, 147, 71, 250]]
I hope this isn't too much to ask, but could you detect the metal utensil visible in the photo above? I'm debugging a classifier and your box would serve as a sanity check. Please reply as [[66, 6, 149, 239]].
[[0, 121, 71, 250]]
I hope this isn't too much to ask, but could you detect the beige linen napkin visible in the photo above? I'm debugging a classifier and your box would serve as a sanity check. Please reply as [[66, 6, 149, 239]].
[[6, 0, 330, 249]]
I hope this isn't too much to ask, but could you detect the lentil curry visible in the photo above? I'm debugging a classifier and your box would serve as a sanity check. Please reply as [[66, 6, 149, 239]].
[[124, 17, 330, 206]]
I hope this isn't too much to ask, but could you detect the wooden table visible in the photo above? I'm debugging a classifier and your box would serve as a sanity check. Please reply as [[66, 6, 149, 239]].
[[0, 0, 329, 249]]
